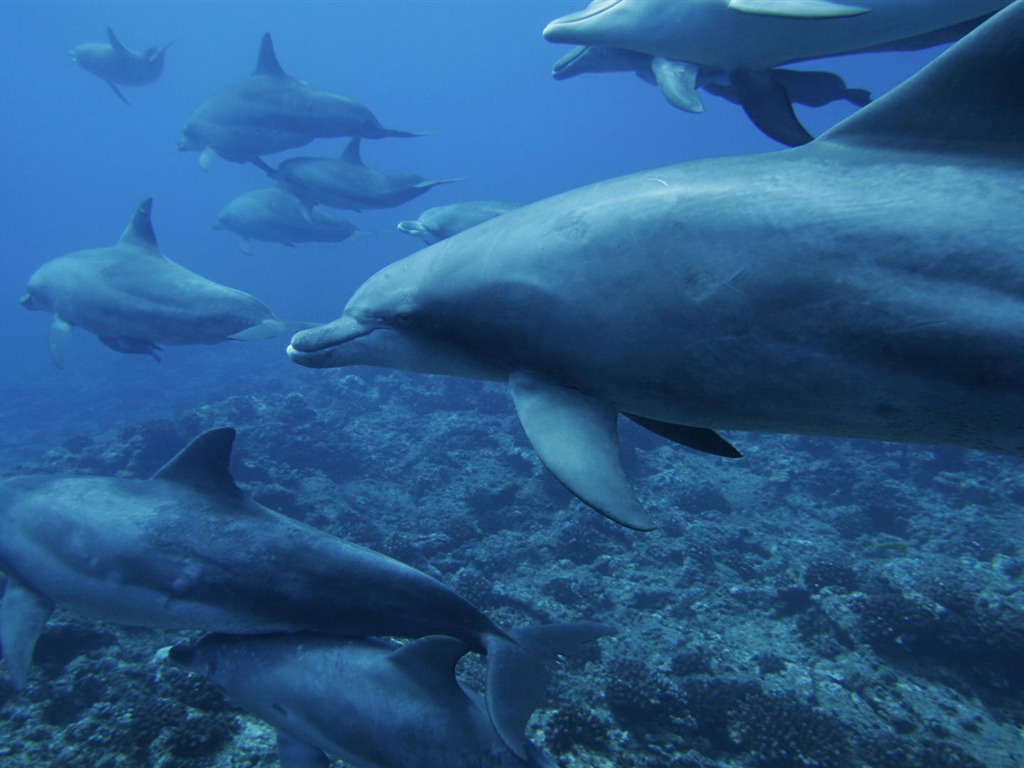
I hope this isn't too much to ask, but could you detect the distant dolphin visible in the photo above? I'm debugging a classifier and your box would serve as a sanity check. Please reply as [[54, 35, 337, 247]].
[[398, 201, 521, 246], [272, 137, 461, 211], [0, 428, 610, 757], [552, 45, 870, 118], [20, 198, 304, 367], [289, 4, 1024, 530], [71, 27, 175, 105], [543, 0, 1008, 145], [215, 186, 366, 254], [169, 633, 577, 768], [178, 33, 419, 170]]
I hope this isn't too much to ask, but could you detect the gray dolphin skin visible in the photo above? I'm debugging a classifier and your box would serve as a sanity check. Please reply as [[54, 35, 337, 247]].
[[215, 186, 365, 254], [169, 633, 566, 768], [0, 428, 610, 757], [71, 27, 175, 105], [19, 198, 300, 367], [398, 201, 522, 246], [288, 4, 1024, 531], [543, 0, 1008, 145], [272, 137, 461, 211], [178, 33, 418, 170]]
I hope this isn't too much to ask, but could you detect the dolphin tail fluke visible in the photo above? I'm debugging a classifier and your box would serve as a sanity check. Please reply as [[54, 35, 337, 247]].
[[150, 35, 179, 62], [105, 79, 131, 105], [731, 68, 813, 146], [484, 622, 615, 759], [0, 579, 55, 690]]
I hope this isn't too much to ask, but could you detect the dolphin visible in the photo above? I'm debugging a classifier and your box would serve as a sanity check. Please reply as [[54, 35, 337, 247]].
[[288, 3, 1024, 531], [70, 27, 175, 105], [543, 0, 1009, 145], [19, 198, 303, 367], [0, 427, 610, 757], [214, 186, 366, 254], [168, 632, 575, 768], [552, 45, 870, 118], [272, 137, 461, 211], [177, 33, 419, 170], [398, 201, 522, 246]]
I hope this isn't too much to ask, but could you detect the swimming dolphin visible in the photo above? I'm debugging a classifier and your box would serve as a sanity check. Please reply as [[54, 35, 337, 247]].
[[398, 201, 522, 246], [0, 427, 609, 757], [71, 27, 175, 105], [543, 0, 1008, 145], [169, 632, 574, 768], [215, 186, 365, 254], [552, 45, 870, 118], [19, 199, 302, 367], [288, 3, 1024, 531], [178, 33, 418, 170], [272, 137, 461, 211]]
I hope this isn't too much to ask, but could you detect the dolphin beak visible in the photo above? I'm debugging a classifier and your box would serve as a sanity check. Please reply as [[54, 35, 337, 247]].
[[397, 220, 423, 235], [287, 315, 374, 368], [552, 46, 590, 79], [544, 0, 623, 40]]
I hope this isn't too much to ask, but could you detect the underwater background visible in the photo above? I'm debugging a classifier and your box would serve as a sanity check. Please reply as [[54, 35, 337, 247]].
[[1, 1, 1022, 767]]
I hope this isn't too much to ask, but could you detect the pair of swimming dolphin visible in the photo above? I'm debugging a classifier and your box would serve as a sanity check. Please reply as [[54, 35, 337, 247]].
[[289, 2, 1024, 531], [543, 0, 1009, 145], [71, 27, 174, 105], [0, 428, 609, 764]]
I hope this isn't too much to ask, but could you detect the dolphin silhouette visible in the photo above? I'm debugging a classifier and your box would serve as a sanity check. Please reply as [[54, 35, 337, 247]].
[[0, 428, 610, 757], [289, 3, 1024, 530], [20, 198, 304, 367], [543, 0, 1008, 145], [70, 27, 175, 105], [168, 632, 587, 767], [178, 33, 419, 170]]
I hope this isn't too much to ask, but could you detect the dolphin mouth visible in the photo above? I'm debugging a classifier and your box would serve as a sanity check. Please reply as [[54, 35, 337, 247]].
[[287, 315, 373, 367], [544, 0, 623, 40], [396, 220, 425, 235], [552, 46, 590, 79]]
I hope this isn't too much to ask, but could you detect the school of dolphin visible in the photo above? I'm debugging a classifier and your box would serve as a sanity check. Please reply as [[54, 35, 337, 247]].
[[7, 2, 1024, 766]]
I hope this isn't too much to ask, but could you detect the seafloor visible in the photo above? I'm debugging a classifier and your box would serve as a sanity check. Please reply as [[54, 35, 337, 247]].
[[1, 367, 1023, 767]]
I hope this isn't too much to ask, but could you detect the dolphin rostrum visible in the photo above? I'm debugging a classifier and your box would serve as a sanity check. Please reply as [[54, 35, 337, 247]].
[[543, 0, 1008, 145], [272, 137, 461, 211], [215, 186, 365, 254], [178, 33, 419, 170], [169, 632, 580, 767], [20, 198, 303, 367], [0, 428, 610, 757], [288, 3, 1024, 530], [71, 27, 175, 105], [398, 201, 522, 246]]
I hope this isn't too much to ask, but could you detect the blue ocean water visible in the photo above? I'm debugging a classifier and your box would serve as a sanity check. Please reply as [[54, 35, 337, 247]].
[[2, 2, 1022, 768]]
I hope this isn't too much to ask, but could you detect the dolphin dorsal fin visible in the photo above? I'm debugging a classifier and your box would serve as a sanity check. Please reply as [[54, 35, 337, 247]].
[[820, 2, 1024, 157], [119, 198, 160, 251], [253, 33, 287, 77], [341, 137, 363, 165], [388, 636, 467, 691], [151, 428, 243, 498], [106, 27, 128, 55]]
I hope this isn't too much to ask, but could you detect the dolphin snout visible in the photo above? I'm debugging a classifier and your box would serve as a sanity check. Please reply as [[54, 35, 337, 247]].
[[544, 0, 623, 40], [287, 315, 373, 368]]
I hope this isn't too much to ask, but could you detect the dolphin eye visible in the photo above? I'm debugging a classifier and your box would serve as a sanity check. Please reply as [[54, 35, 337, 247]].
[[394, 311, 414, 325]]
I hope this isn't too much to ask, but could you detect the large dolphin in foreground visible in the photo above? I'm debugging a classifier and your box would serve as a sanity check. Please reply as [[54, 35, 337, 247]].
[[272, 137, 461, 211], [178, 34, 418, 170], [169, 633, 565, 767], [70, 27, 175, 104], [543, 0, 1008, 145], [289, 3, 1024, 531], [0, 428, 609, 758], [20, 199, 302, 367]]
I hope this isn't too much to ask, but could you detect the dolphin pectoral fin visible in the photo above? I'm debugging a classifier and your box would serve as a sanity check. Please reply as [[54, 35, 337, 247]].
[[98, 336, 162, 361], [1, 579, 55, 690], [275, 731, 329, 768], [508, 372, 654, 531], [623, 414, 742, 458], [105, 80, 131, 105], [731, 68, 814, 147], [48, 316, 72, 369], [199, 146, 217, 171], [484, 622, 615, 760], [651, 57, 704, 113], [728, 0, 869, 18], [237, 237, 253, 255]]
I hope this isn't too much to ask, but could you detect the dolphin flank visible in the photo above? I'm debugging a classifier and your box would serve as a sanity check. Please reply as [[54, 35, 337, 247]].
[[289, 3, 1024, 530]]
